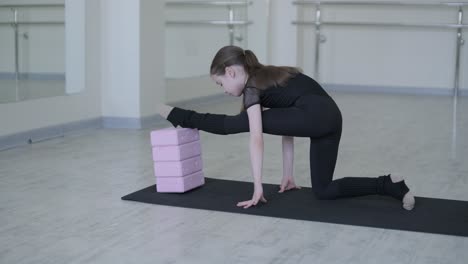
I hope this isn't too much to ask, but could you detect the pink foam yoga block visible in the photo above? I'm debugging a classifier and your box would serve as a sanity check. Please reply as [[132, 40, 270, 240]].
[[150, 127, 199, 146], [154, 155, 203, 177], [156, 170, 205, 193], [152, 140, 201, 162]]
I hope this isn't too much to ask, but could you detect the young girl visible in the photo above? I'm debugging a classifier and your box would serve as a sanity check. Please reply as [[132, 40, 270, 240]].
[[157, 45, 415, 210]]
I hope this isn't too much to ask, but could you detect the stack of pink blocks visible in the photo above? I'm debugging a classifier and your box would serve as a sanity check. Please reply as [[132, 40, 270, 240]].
[[150, 127, 205, 193]]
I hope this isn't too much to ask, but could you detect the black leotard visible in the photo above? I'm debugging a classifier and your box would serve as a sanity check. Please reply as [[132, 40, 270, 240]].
[[167, 72, 403, 200]]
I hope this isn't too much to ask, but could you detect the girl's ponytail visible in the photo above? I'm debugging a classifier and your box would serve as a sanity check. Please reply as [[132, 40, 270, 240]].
[[210, 46, 263, 76], [243, 49, 262, 75]]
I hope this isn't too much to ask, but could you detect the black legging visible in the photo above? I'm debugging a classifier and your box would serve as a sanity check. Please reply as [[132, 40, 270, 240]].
[[166, 94, 391, 200]]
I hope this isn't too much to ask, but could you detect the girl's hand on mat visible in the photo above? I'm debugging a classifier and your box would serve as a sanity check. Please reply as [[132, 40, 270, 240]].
[[237, 184, 267, 209], [279, 176, 301, 193]]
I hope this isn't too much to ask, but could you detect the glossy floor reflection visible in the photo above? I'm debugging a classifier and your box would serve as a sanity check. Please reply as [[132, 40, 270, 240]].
[[0, 79, 65, 103], [0, 91, 467, 263]]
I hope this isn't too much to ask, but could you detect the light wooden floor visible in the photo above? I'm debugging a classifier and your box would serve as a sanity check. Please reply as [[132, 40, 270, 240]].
[[1, 92, 467, 263]]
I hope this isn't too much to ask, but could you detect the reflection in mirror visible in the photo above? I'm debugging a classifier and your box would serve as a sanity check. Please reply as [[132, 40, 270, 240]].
[[165, 0, 251, 104], [0, 2, 65, 103]]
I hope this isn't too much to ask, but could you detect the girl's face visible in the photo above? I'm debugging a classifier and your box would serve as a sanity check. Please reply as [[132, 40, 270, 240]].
[[211, 65, 248, 97]]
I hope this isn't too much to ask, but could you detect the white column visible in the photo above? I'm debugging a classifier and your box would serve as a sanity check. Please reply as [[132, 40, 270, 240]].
[[139, 0, 165, 118], [247, 0, 270, 64], [100, 0, 140, 120], [269, 0, 297, 67], [65, 0, 85, 94], [100, 0, 165, 127]]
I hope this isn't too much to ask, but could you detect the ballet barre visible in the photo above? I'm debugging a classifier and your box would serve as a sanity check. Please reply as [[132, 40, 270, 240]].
[[0, 4, 64, 102], [165, 0, 253, 45], [292, 1, 467, 99], [166, 20, 252, 25], [166, 1, 252, 6]]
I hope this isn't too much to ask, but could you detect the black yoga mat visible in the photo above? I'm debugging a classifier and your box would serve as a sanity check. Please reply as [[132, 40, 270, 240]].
[[122, 177, 468, 237]]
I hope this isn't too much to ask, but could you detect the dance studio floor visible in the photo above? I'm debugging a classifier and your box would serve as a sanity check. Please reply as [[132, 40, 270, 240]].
[[1, 91, 467, 263]]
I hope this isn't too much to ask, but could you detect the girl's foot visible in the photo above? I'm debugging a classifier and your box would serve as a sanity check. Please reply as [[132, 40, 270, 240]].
[[388, 174, 416, 211]]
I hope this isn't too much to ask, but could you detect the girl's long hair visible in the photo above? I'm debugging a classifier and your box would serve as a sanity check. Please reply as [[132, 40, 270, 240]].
[[210, 45, 301, 112]]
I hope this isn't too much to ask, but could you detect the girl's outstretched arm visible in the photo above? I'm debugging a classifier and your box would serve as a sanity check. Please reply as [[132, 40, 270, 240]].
[[282, 136, 294, 178], [279, 136, 301, 192], [236, 104, 267, 209]]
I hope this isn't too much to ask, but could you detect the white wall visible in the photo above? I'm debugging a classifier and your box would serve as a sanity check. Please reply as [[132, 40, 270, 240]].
[[295, 1, 468, 90], [0, 0, 101, 136], [0, 0, 166, 137], [1, 0, 467, 138], [165, 2, 247, 79], [164, 0, 271, 103], [165, 0, 467, 96]]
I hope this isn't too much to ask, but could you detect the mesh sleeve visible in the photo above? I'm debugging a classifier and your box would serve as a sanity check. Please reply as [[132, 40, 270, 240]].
[[243, 87, 261, 110]]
